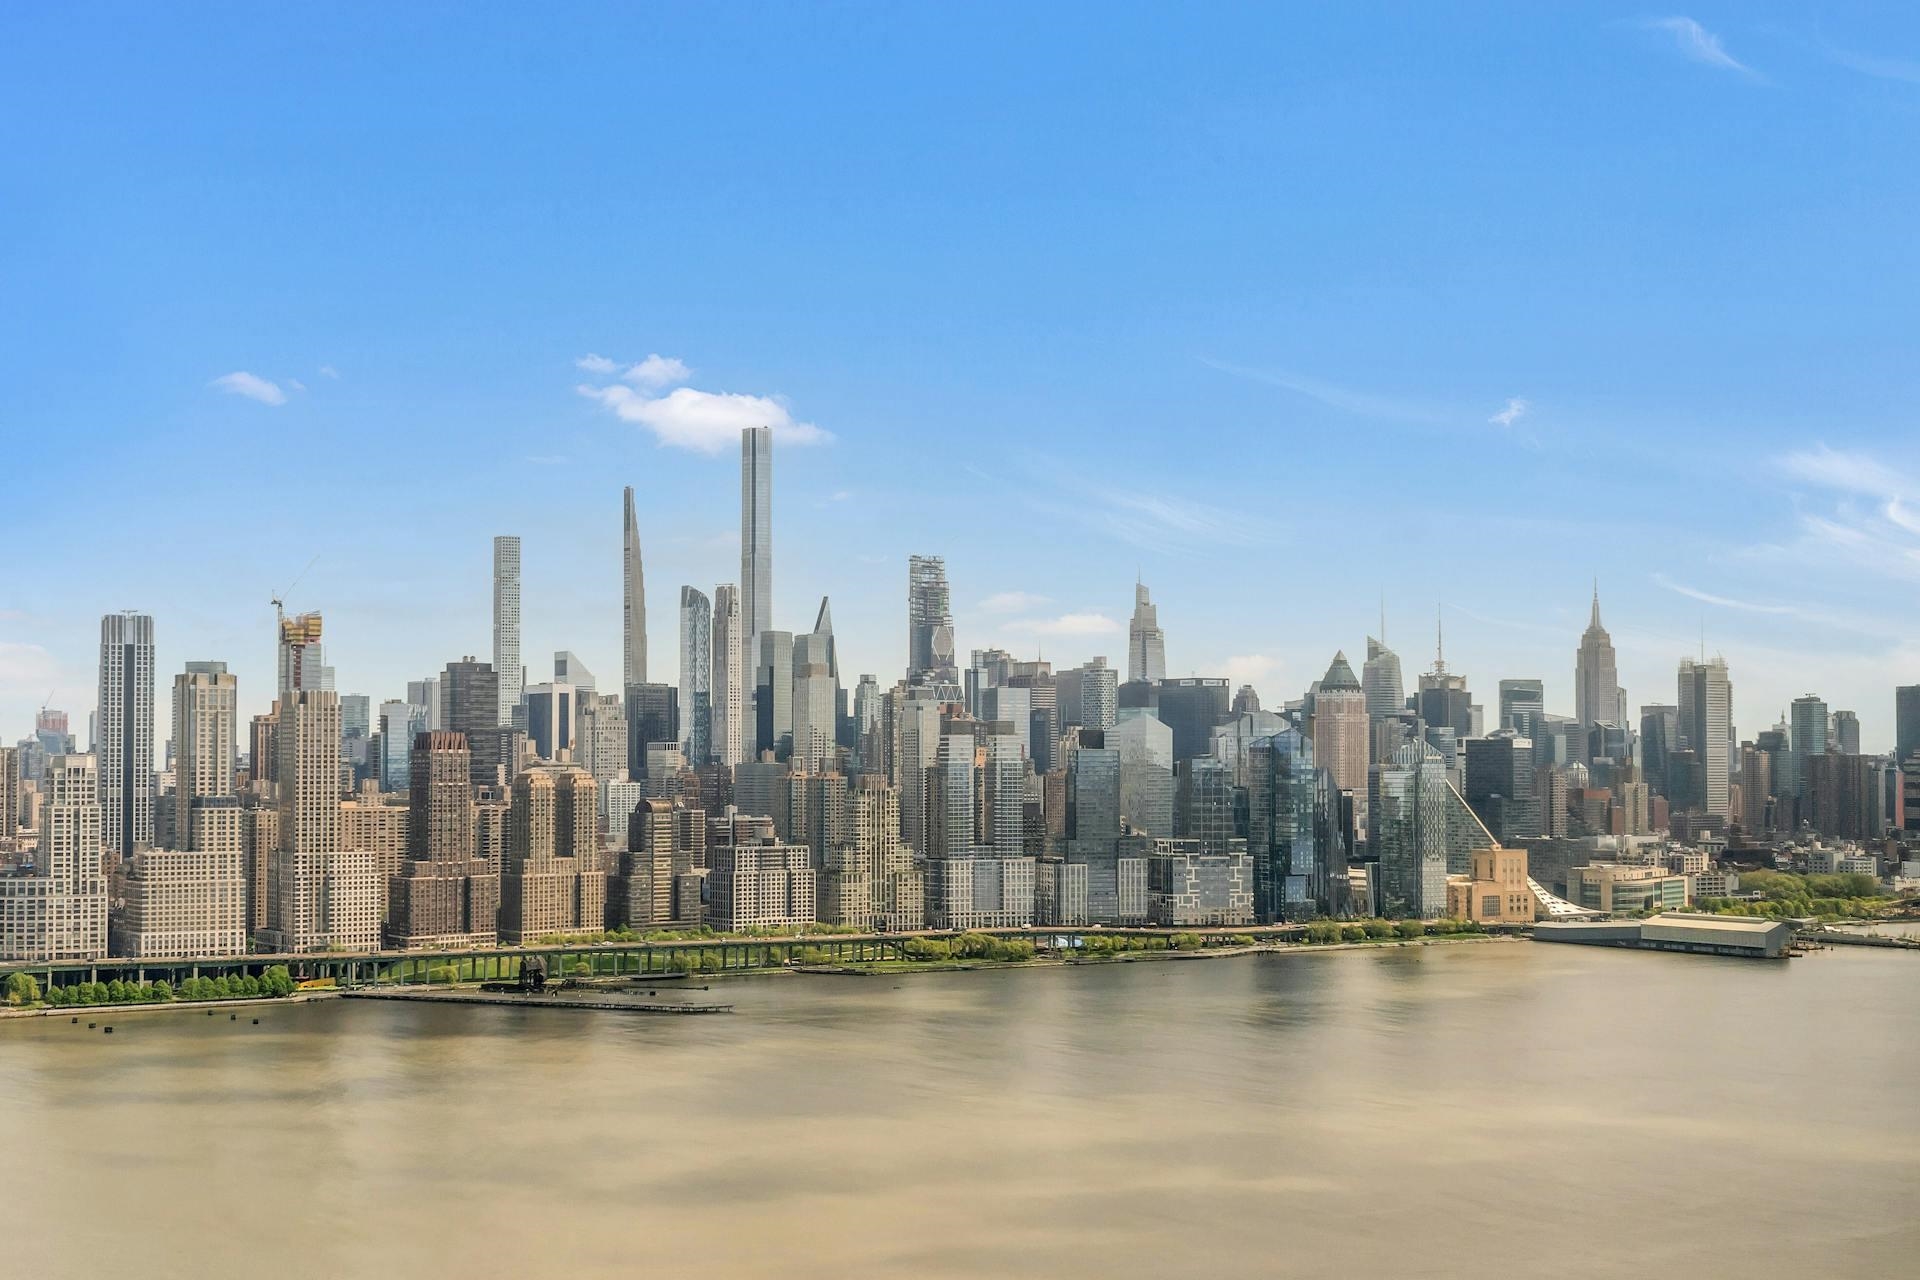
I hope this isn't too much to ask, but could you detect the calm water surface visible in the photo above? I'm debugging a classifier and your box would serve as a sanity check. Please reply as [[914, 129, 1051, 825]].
[[3, 941, 1915, 1279]]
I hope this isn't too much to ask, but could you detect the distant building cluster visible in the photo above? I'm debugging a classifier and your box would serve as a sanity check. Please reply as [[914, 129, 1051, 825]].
[[4, 429, 1917, 964]]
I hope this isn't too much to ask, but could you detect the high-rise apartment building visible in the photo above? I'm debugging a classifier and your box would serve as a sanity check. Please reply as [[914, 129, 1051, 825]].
[[97, 610, 156, 861], [386, 731, 497, 949], [498, 766, 606, 944], [1897, 686, 1920, 766], [574, 691, 628, 790], [820, 777, 924, 931], [171, 661, 236, 850], [1574, 586, 1621, 727], [712, 584, 746, 766], [1057, 658, 1118, 733], [907, 555, 956, 682], [111, 848, 245, 958], [740, 426, 772, 649], [493, 535, 522, 726], [679, 586, 713, 766], [276, 610, 329, 697], [623, 487, 648, 688], [265, 689, 382, 952], [0, 754, 108, 961], [1127, 581, 1167, 685], [1787, 694, 1829, 822]]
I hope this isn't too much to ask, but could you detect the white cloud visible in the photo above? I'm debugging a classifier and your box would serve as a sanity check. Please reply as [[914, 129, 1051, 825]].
[[1651, 572, 1796, 616], [1645, 17, 1760, 78], [1001, 612, 1121, 637], [1489, 396, 1529, 428], [287, 378, 307, 394], [318, 364, 340, 380], [0, 641, 60, 694], [579, 382, 832, 454], [1201, 357, 1449, 424], [1778, 445, 1910, 499], [1222, 653, 1278, 691], [575, 353, 619, 374], [622, 354, 692, 389], [1826, 46, 1920, 85], [979, 591, 1052, 615], [209, 371, 287, 406], [828, 489, 853, 503]]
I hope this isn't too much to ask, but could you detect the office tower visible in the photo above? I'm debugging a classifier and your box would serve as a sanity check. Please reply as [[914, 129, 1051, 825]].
[[1898, 686, 1920, 765], [1362, 636, 1403, 720], [712, 584, 746, 766], [1156, 677, 1231, 764], [625, 682, 679, 779], [679, 586, 713, 766], [1372, 739, 1494, 920], [1574, 585, 1621, 726], [554, 651, 595, 690], [574, 691, 628, 789], [980, 725, 1026, 857], [377, 700, 425, 792], [340, 693, 371, 750], [1111, 709, 1175, 838], [1677, 657, 1733, 819], [1246, 729, 1336, 922], [1498, 679, 1545, 737], [492, 535, 522, 726], [1127, 581, 1167, 685], [907, 555, 957, 682], [1831, 709, 1860, 758], [1464, 730, 1538, 843], [791, 599, 838, 773], [1312, 652, 1369, 796], [753, 630, 795, 757], [406, 677, 441, 731], [1232, 684, 1261, 715], [522, 683, 576, 762], [385, 731, 497, 948], [1416, 634, 1473, 740], [441, 658, 502, 786], [171, 661, 236, 850], [892, 689, 942, 856], [1066, 734, 1123, 843], [1174, 756, 1236, 856], [740, 426, 773, 648], [979, 684, 1032, 762], [96, 611, 156, 861], [276, 610, 329, 697], [0, 754, 108, 961], [1057, 658, 1118, 733], [498, 766, 605, 943], [1640, 705, 1679, 792], [265, 689, 381, 952], [622, 487, 648, 688], [1788, 694, 1829, 818]]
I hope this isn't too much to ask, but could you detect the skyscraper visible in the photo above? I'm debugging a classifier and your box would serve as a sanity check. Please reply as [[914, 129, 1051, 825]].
[[622, 487, 648, 688], [679, 586, 713, 766], [1678, 657, 1732, 820], [492, 535, 522, 726], [1362, 636, 1403, 720], [1897, 685, 1920, 766], [1312, 652, 1369, 797], [753, 630, 795, 758], [97, 610, 155, 861], [276, 610, 329, 697], [712, 584, 746, 766], [1497, 678, 1546, 737], [172, 661, 236, 850], [1788, 694, 1829, 821], [740, 426, 772, 647], [1574, 584, 1621, 727], [0, 753, 107, 961], [791, 598, 838, 774], [441, 658, 502, 787], [907, 555, 956, 682], [1127, 581, 1167, 685]]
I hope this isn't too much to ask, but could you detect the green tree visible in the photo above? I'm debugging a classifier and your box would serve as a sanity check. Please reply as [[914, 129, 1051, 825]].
[[1394, 920, 1427, 940], [1362, 919, 1394, 939], [5, 972, 40, 1005]]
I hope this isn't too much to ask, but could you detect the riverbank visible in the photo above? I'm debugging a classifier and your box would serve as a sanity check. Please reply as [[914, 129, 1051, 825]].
[[795, 931, 1517, 976]]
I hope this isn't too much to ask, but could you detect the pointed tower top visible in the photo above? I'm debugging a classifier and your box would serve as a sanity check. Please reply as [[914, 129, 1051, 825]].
[[1433, 604, 1446, 675], [1321, 651, 1361, 691], [1590, 578, 1602, 628], [813, 595, 833, 636]]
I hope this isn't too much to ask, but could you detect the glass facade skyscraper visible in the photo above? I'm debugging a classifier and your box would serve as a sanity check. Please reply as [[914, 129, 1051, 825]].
[[679, 586, 713, 766]]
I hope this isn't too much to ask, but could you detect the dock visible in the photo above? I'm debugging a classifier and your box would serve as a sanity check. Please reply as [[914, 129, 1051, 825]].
[[340, 990, 732, 1014]]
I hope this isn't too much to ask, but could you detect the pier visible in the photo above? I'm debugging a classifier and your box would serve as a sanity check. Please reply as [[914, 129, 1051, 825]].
[[340, 990, 732, 1014]]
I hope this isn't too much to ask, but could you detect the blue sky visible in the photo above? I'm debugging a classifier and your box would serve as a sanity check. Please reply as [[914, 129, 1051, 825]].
[[5, 4, 1920, 750]]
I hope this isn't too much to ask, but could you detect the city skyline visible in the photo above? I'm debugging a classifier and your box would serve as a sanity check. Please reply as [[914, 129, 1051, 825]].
[[8, 7, 1920, 745]]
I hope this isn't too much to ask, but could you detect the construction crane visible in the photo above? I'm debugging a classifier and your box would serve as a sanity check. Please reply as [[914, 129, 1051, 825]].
[[270, 555, 319, 629]]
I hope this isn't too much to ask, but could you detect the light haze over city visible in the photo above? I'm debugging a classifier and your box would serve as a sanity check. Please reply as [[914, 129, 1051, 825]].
[[7, 5, 1920, 745]]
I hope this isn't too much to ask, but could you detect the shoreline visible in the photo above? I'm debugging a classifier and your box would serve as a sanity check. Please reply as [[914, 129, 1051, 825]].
[[792, 932, 1520, 977]]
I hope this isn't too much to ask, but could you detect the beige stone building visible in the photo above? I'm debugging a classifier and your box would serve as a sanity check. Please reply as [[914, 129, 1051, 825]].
[[1446, 843, 1534, 925], [110, 848, 246, 958], [498, 766, 605, 943]]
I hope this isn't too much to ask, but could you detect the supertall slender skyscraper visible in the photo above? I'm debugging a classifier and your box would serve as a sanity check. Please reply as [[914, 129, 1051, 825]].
[[98, 610, 155, 861], [908, 555, 956, 682], [713, 584, 745, 766], [740, 426, 772, 647], [622, 487, 648, 687], [679, 586, 713, 766], [493, 535, 522, 727], [1574, 583, 1621, 727], [1127, 581, 1167, 685]]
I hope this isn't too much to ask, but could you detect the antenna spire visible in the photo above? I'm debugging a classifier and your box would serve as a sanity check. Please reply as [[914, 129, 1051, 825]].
[[1434, 603, 1446, 675]]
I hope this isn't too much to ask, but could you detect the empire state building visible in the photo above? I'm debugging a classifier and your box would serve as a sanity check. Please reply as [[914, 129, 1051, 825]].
[[1574, 585, 1621, 727]]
